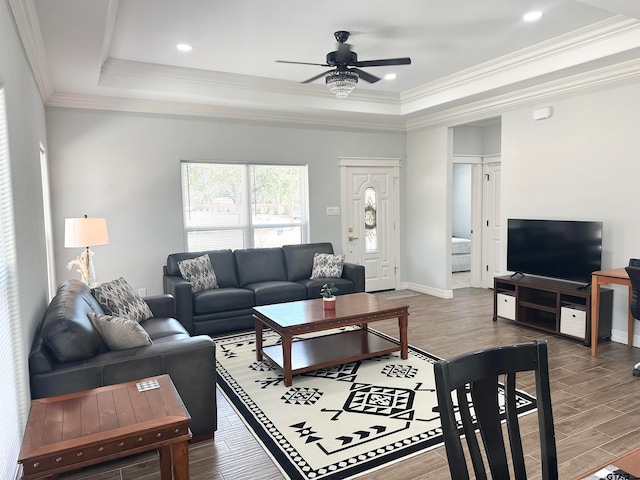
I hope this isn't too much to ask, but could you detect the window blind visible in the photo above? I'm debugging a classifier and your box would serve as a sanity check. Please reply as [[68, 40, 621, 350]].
[[0, 87, 27, 479]]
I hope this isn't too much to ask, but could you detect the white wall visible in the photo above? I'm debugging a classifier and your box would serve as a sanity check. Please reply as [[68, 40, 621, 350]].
[[501, 82, 640, 342], [404, 79, 640, 342], [404, 125, 451, 295], [45, 109, 406, 295]]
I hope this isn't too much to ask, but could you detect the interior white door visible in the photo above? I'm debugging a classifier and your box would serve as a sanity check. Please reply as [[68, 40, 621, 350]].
[[341, 160, 399, 292], [481, 160, 502, 288]]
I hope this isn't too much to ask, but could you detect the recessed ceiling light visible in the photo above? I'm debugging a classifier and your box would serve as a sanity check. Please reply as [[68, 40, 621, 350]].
[[384, 73, 397, 80], [523, 10, 543, 22], [176, 43, 193, 52]]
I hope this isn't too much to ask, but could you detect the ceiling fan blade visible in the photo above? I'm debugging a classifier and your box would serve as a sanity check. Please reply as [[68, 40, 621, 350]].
[[353, 57, 412, 67], [351, 68, 380, 84], [301, 69, 335, 84], [276, 60, 329, 67]]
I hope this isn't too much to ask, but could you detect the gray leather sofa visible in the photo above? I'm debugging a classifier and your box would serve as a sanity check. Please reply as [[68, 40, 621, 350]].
[[29, 279, 217, 439], [163, 242, 365, 336]]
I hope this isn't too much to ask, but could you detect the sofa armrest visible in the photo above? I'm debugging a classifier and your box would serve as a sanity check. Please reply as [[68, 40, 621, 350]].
[[30, 335, 217, 437], [144, 294, 175, 318], [163, 273, 194, 334], [342, 262, 365, 292]]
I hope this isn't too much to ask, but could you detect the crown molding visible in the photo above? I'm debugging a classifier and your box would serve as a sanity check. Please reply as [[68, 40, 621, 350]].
[[405, 56, 640, 131], [48, 54, 640, 134], [46, 92, 407, 132], [100, 58, 401, 106], [401, 16, 640, 112], [8, 0, 54, 101], [99, 0, 119, 68], [12, 0, 640, 132]]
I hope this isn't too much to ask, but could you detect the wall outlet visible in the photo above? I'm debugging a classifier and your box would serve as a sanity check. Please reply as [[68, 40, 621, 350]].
[[326, 206, 340, 216], [138, 288, 147, 297]]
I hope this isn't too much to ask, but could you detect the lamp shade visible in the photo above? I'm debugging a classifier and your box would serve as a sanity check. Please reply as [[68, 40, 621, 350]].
[[64, 217, 109, 248]]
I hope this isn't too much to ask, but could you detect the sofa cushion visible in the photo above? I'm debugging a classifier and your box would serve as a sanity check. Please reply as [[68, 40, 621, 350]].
[[138, 317, 190, 341], [92, 277, 153, 323], [283, 242, 334, 281], [193, 287, 255, 315], [167, 250, 239, 288], [41, 280, 108, 363], [245, 281, 307, 306], [310, 253, 345, 278], [88, 313, 152, 350], [235, 248, 287, 286], [178, 254, 218, 292]]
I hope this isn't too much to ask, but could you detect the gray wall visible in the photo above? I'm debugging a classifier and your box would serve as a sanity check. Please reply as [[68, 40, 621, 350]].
[[45, 108, 406, 295]]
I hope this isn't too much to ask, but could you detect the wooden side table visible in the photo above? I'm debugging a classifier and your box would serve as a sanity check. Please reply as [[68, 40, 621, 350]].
[[591, 268, 633, 356], [18, 375, 191, 480]]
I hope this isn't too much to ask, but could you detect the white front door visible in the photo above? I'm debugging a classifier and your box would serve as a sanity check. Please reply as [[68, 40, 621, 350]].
[[481, 160, 502, 288], [340, 158, 400, 292]]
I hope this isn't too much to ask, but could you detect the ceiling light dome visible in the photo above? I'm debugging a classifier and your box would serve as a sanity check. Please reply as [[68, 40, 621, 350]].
[[326, 70, 358, 98], [523, 11, 543, 22]]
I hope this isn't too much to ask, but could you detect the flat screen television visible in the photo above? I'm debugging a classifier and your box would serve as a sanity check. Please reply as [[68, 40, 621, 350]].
[[506, 219, 603, 284]]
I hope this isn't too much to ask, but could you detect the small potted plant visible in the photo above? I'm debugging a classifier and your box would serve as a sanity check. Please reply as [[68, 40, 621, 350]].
[[320, 282, 338, 310]]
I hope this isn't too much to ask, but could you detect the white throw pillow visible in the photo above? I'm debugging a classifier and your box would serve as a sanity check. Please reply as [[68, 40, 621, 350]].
[[88, 313, 152, 350], [310, 253, 345, 279]]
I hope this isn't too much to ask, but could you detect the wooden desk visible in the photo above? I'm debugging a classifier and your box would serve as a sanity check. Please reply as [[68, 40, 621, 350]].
[[591, 268, 633, 356], [18, 375, 191, 480], [574, 444, 640, 478]]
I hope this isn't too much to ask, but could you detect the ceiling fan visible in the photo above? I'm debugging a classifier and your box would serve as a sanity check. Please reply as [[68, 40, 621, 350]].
[[276, 31, 411, 98]]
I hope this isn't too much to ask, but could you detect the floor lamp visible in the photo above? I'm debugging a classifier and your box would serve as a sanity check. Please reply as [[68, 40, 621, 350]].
[[65, 215, 109, 286]]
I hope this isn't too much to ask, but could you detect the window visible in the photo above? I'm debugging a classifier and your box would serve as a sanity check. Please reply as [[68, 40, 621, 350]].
[[0, 87, 26, 480], [40, 144, 56, 300], [364, 187, 378, 252], [181, 162, 308, 251]]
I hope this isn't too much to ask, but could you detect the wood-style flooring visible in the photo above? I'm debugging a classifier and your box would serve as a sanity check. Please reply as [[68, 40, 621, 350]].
[[56, 287, 640, 480]]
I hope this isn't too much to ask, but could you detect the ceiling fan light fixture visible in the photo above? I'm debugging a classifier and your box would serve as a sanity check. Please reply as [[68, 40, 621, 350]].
[[326, 70, 358, 98]]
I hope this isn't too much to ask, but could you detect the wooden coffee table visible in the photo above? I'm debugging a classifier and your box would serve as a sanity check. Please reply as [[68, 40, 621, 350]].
[[18, 375, 191, 480], [253, 292, 409, 386]]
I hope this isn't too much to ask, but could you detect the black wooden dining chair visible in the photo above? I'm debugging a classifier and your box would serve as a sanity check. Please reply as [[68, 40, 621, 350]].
[[433, 339, 557, 480], [625, 260, 640, 376], [626, 260, 640, 321]]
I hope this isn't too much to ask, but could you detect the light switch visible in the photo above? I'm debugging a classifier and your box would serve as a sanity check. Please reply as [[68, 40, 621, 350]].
[[326, 207, 340, 216]]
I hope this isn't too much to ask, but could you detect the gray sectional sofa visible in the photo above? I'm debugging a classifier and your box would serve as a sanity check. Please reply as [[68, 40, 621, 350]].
[[163, 242, 365, 336], [28, 279, 217, 439]]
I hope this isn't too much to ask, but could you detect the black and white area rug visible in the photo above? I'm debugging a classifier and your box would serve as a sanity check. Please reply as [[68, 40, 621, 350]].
[[215, 328, 537, 480]]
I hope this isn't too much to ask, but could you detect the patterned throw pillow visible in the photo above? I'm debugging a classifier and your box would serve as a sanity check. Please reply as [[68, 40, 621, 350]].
[[178, 254, 218, 293], [88, 313, 152, 350], [310, 253, 345, 279], [92, 277, 153, 323]]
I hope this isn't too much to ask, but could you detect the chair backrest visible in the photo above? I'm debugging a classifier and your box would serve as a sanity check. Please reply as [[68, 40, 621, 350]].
[[626, 261, 640, 320], [433, 339, 557, 480]]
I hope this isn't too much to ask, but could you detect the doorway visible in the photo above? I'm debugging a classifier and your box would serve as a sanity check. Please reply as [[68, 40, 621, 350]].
[[451, 118, 502, 289], [340, 157, 401, 292]]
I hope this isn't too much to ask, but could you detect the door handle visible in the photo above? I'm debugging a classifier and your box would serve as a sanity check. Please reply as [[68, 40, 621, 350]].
[[349, 236, 359, 241]]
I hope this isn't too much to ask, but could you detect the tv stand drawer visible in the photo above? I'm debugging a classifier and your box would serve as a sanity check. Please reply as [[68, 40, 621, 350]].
[[496, 293, 515, 320], [560, 306, 586, 339]]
